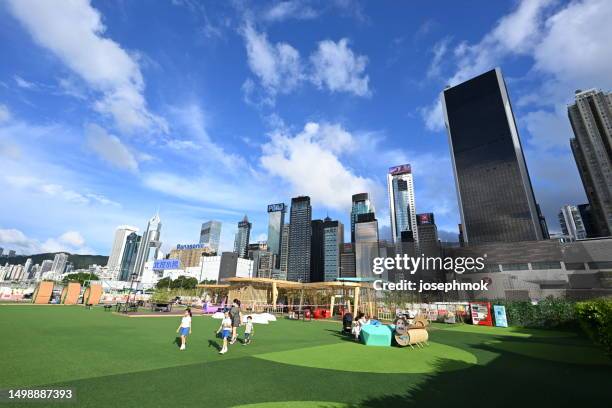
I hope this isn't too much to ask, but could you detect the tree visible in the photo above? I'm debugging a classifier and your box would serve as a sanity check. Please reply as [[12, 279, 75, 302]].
[[156, 277, 172, 289], [62, 272, 99, 286], [171, 275, 197, 289]]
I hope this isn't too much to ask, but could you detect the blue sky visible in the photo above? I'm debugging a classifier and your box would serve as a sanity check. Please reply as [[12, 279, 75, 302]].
[[1, 0, 611, 256]]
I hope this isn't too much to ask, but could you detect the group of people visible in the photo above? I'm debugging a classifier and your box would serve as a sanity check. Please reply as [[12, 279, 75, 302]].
[[175, 299, 254, 354]]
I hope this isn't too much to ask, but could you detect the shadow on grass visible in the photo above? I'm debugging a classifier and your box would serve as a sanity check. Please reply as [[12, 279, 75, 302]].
[[208, 339, 221, 351], [173, 337, 182, 349]]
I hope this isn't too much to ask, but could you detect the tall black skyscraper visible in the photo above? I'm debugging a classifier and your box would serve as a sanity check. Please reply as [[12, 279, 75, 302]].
[[287, 196, 312, 282], [310, 219, 324, 282], [442, 68, 543, 244]]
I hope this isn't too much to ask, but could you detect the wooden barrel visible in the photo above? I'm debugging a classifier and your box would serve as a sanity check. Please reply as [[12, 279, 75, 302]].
[[406, 328, 429, 344], [394, 334, 410, 347]]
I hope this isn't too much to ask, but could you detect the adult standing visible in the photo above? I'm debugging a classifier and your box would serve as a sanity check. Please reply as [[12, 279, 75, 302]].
[[229, 298, 241, 344]]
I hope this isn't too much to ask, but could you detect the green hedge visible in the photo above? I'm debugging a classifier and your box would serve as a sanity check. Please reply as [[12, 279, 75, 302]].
[[493, 297, 577, 329], [575, 299, 612, 356]]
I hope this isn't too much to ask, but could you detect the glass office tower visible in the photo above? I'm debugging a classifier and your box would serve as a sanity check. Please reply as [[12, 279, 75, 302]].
[[387, 164, 419, 246], [287, 196, 312, 282], [200, 220, 222, 254], [267, 203, 286, 268], [442, 68, 543, 244], [119, 232, 141, 281], [233, 215, 252, 259], [350, 193, 374, 243]]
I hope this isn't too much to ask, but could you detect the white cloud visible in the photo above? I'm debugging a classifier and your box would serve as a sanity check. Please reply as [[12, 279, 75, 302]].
[[310, 38, 370, 96], [14, 75, 36, 89], [263, 1, 318, 22], [260, 122, 378, 211], [522, 108, 574, 150], [427, 38, 450, 79], [534, 0, 612, 88], [2, 175, 120, 207], [0, 228, 92, 255], [0, 104, 10, 123], [85, 124, 139, 172], [242, 22, 303, 102], [6, 0, 166, 134], [59, 231, 86, 247]]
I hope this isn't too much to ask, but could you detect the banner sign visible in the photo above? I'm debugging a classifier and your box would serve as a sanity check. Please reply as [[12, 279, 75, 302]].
[[267, 203, 286, 212], [389, 164, 411, 175], [176, 243, 207, 250], [493, 305, 508, 327], [153, 259, 180, 270], [469, 302, 492, 326]]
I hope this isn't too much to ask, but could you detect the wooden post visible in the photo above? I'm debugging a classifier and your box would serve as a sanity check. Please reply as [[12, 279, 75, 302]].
[[272, 281, 278, 308], [298, 288, 304, 312], [330, 294, 336, 317], [354, 286, 360, 315]]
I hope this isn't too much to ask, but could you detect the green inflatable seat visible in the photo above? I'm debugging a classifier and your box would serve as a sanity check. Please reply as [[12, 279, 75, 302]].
[[361, 324, 392, 346]]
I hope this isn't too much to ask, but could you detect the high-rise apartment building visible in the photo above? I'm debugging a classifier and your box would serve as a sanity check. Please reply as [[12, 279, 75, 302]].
[[23, 258, 32, 280], [577, 204, 598, 238], [310, 220, 324, 282], [287, 196, 312, 282], [558, 205, 588, 240], [233, 215, 252, 259], [118, 232, 140, 281], [51, 253, 68, 275], [267, 203, 286, 268], [354, 213, 379, 279], [106, 225, 139, 280], [133, 213, 162, 278], [568, 89, 612, 237], [280, 224, 290, 276], [387, 164, 419, 247], [442, 68, 544, 244], [350, 193, 374, 243], [199, 220, 222, 254], [323, 218, 344, 282]]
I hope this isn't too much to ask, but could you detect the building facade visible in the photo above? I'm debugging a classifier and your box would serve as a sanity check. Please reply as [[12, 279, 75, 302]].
[[133, 213, 162, 278], [280, 224, 290, 276], [169, 243, 215, 269], [106, 225, 139, 280], [199, 220, 222, 254], [559, 205, 588, 241], [310, 220, 325, 282], [387, 164, 419, 247], [323, 218, 344, 282], [233, 215, 252, 259], [287, 196, 312, 282], [267, 203, 286, 268], [351, 193, 375, 243], [354, 213, 379, 279], [118, 232, 140, 281], [568, 89, 612, 237], [442, 68, 544, 244]]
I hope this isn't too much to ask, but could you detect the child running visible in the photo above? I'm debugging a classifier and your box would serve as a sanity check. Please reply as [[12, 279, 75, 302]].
[[176, 308, 192, 351], [216, 311, 232, 354], [243, 315, 254, 345]]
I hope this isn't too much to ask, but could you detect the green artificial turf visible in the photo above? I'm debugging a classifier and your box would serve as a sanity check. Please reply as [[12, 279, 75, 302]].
[[1, 305, 611, 408]]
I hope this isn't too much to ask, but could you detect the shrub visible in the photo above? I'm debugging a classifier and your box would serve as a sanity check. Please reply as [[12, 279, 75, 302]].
[[575, 299, 612, 356]]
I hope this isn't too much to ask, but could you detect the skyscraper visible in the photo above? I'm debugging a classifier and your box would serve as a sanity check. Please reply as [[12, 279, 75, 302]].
[[118, 232, 141, 281], [558, 205, 587, 240], [39, 260, 53, 278], [199, 220, 222, 254], [350, 193, 374, 243], [106, 225, 139, 280], [323, 217, 344, 282], [287, 196, 312, 282], [568, 89, 612, 237], [267, 203, 286, 268], [310, 219, 325, 282], [442, 68, 543, 244], [133, 212, 162, 278], [233, 215, 251, 258], [23, 258, 32, 280], [387, 164, 419, 247], [354, 213, 379, 279], [280, 224, 290, 276]]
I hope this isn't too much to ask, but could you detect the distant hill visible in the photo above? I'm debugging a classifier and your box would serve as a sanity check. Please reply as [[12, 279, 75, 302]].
[[2, 253, 108, 270]]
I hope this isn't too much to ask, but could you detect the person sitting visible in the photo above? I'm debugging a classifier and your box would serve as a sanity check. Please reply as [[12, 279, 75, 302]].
[[352, 312, 370, 341]]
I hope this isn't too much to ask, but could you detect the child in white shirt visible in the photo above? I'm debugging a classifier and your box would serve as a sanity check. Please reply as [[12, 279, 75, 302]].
[[243, 316, 254, 345], [216, 311, 232, 354]]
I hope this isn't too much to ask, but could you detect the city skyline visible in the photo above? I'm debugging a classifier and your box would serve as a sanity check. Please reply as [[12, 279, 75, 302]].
[[1, 0, 611, 255]]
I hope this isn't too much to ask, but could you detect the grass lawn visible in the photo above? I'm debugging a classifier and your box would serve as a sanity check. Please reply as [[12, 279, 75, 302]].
[[0, 305, 611, 408]]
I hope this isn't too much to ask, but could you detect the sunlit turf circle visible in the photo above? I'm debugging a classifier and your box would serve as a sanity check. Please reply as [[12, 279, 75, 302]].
[[485, 340, 612, 365], [231, 402, 349, 408], [254, 341, 477, 373]]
